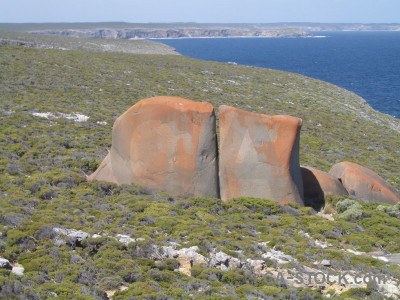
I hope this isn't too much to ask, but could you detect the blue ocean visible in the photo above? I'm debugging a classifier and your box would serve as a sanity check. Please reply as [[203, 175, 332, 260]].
[[155, 31, 400, 119]]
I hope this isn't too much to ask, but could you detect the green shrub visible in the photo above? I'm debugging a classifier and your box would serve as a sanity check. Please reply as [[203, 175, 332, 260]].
[[336, 199, 364, 222], [221, 270, 248, 285], [340, 287, 371, 298], [336, 199, 359, 213], [99, 275, 123, 290]]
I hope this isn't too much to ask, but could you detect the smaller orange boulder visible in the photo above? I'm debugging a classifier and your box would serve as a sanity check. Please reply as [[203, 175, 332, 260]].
[[329, 161, 400, 204], [301, 166, 348, 210]]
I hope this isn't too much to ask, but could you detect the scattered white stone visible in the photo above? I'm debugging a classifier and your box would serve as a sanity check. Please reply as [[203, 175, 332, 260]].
[[96, 121, 107, 125], [11, 263, 24, 276], [162, 246, 208, 267], [346, 248, 364, 256], [53, 238, 66, 247], [298, 231, 311, 239], [69, 230, 90, 241], [53, 228, 91, 241], [209, 250, 241, 271], [47, 292, 58, 298], [0, 257, 12, 269], [372, 255, 389, 262], [314, 239, 331, 249], [261, 248, 297, 265], [225, 79, 240, 86], [116, 234, 136, 245], [32, 112, 54, 119], [246, 259, 266, 276], [32, 112, 89, 122], [53, 227, 146, 247], [380, 281, 400, 298], [259, 241, 270, 246], [314, 259, 331, 266]]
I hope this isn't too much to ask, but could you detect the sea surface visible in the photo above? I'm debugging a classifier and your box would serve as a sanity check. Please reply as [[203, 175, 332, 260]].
[[155, 31, 400, 119]]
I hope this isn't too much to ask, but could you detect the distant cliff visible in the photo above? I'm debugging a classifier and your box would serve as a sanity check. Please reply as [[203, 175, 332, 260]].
[[27, 26, 313, 39], [1, 22, 400, 39]]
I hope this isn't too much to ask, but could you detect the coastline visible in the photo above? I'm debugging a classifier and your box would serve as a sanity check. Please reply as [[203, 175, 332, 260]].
[[145, 35, 327, 40]]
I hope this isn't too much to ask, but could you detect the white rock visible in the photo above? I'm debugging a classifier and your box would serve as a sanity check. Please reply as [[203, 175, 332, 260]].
[[313, 259, 331, 266], [209, 251, 241, 271], [0, 257, 12, 269], [246, 259, 266, 276], [53, 228, 91, 241], [346, 249, 364, 256], [53, 238, 66, 247], [261, 249, 297, 265], [117, 234, 136, 245], [380, 281, 400, 298], [372, 255, 389, 262], [32, 111, 89, 122], [162, 246, 207, 266], [314, 239, 331, 249], [11, 263, 24, 276], [68, 230, 90, 241]]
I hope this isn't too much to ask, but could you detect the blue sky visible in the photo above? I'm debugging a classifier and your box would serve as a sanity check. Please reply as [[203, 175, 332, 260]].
[[0, 0, 399, 23]]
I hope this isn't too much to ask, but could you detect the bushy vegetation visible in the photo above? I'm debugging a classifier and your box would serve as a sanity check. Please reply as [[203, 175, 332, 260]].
[[1, 37, 400, 299]]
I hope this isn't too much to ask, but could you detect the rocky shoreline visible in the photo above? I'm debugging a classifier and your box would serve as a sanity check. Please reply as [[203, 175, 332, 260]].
[[27, 27, 313, 39]]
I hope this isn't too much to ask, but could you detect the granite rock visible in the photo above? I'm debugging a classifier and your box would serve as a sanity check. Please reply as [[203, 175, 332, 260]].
[[219, 105, 304, 205], [88, 96, 219, 198], [329, 161, 400, 204], [301, 166, 348, 210]]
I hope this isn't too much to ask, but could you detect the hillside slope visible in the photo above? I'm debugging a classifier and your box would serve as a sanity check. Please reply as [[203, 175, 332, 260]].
[[1, 40, 400, 299], [0, 30, 179, 55]]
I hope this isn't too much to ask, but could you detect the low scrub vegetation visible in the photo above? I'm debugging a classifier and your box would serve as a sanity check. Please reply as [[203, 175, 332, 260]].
[[1, 39, 400, 299]]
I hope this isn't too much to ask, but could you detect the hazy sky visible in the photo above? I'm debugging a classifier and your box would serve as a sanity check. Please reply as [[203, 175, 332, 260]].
[[1, 0, 399, 23]]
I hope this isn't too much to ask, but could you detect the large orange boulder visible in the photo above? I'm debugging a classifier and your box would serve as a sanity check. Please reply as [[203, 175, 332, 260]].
[[301, 166, 348, 210], [88, 96, 219, 198], [329, 161, 400, 204], [218, 105, 304, 205]]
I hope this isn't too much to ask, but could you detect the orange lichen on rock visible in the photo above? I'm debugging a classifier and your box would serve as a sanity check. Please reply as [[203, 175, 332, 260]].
[[301, 166, 348, 209], [329, 161, 400, 204], [218, 105, 304, 205], [88, 96, 219, 198]]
